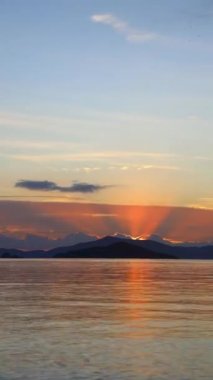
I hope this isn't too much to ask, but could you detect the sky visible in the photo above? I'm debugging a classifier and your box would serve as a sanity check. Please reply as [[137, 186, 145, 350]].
[[0, 0, 212, 241]]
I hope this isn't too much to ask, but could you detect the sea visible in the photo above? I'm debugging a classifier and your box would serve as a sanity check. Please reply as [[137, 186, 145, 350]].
[[0, 259, 212, 380]]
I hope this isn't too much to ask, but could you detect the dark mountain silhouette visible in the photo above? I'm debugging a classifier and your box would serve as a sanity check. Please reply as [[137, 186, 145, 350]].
[[48, 235, 213, 259], [0, 236, 212, 259], [54, 240, 176, 259]]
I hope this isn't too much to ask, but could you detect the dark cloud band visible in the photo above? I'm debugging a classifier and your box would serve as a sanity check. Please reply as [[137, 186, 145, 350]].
[[15, 180, 109, 193]]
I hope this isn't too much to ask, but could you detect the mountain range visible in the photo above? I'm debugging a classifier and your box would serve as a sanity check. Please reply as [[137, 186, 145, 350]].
[[0, 235, 212, 260]]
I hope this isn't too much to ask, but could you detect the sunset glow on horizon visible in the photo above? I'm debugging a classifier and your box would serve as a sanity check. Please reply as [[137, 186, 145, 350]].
[[0, 201, 212, 243], [0, 0, 212, 245]]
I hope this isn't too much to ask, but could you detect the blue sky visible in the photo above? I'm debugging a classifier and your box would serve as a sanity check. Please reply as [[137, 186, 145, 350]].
[[0, 0, 212, 210]]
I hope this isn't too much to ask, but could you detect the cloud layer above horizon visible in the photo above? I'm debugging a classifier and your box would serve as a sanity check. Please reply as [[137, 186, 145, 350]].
[[0, 201, 212, 244]]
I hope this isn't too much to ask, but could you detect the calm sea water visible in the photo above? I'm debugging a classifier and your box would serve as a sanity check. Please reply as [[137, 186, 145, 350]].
[[0, 259, 212, 380]]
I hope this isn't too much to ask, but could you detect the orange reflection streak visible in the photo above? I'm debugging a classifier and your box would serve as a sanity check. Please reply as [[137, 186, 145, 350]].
[[124, 261, 156, 322], [128, 261, 144, 315]]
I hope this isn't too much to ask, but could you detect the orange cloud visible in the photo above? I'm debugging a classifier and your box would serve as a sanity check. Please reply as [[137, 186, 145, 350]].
[[0, 201, 212, 243]]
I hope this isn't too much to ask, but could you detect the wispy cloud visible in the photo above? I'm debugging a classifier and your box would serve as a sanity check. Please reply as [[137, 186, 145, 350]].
[[15, 180, 109, 194], [6, 150, 212, 164], [8, 151, 178, 163], [138, 165, 181, 171], [194, 197, 213, 210], [73, 167, 100, 173], [113, 164, 181, 172], [91, 13, 158, 43]]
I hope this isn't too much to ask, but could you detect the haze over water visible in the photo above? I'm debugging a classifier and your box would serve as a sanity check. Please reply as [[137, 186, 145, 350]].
[[0, 259, 212, 380]]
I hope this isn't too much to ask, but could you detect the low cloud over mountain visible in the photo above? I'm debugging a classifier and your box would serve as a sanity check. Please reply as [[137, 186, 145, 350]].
[[0, 232, 97, 250]]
